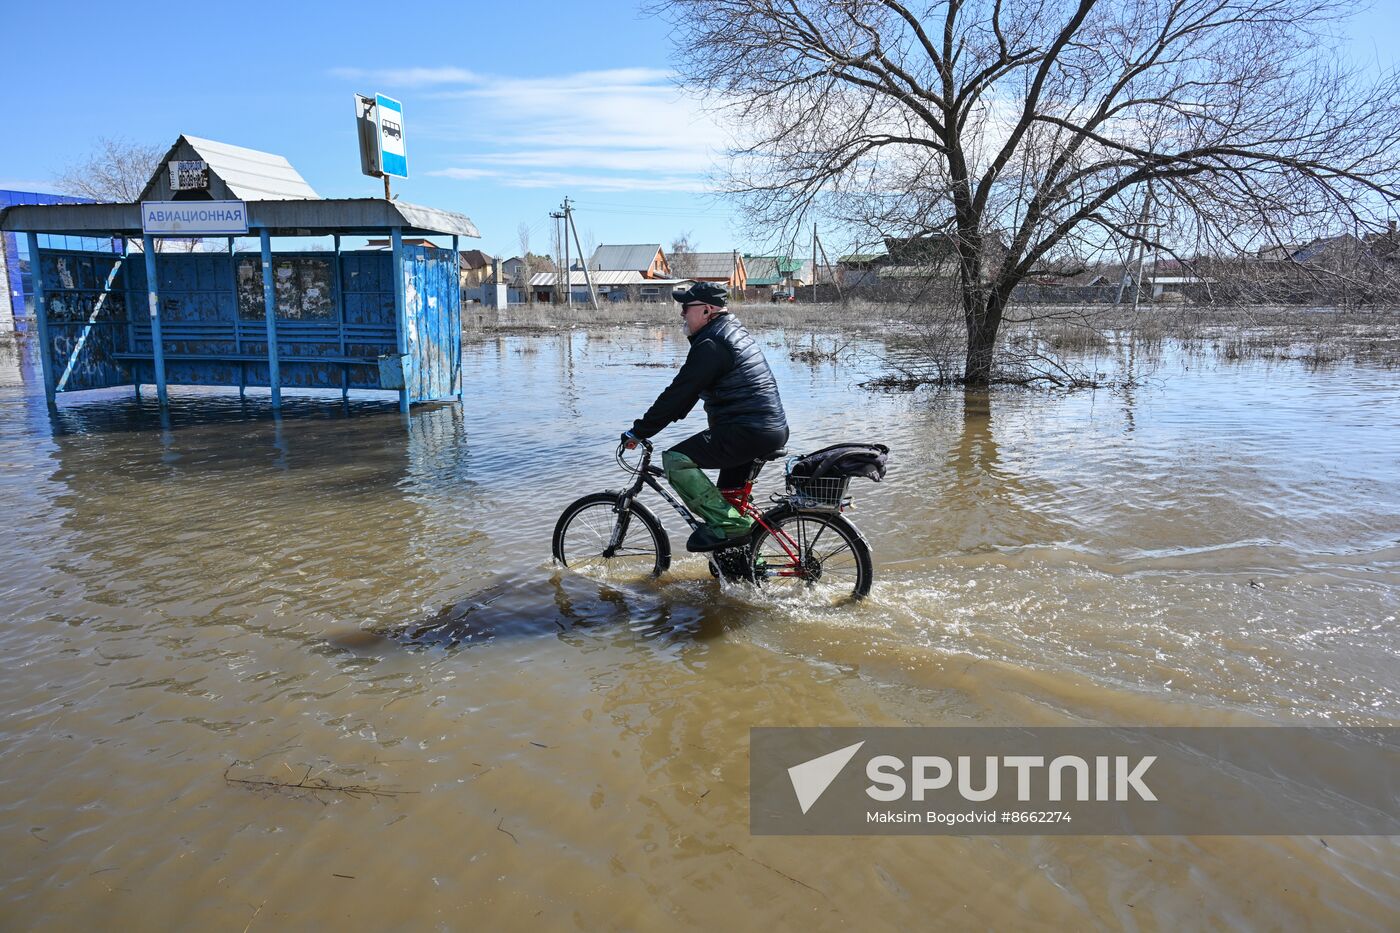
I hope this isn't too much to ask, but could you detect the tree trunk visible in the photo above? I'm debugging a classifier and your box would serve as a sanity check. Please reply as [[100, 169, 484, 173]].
[[962, 289, 1003, 387], [957, 229, 1001, 387]]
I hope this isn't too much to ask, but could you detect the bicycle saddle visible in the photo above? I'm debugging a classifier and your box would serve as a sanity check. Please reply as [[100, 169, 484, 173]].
[[759, 449, 788, 462]]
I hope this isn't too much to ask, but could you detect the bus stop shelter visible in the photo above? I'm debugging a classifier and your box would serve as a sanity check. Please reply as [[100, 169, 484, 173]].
[[0, 197, 480, 412]]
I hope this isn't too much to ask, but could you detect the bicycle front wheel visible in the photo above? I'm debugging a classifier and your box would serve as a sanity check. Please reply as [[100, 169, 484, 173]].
[[552, 492, 671, 582], [750, 506, 873, 603]]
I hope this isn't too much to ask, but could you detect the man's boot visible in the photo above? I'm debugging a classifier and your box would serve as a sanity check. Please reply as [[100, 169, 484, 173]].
[[662, 450, 754, 552]]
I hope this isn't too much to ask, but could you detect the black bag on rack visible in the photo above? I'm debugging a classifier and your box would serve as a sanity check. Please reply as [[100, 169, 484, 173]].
[[788, 443, 890, 483]]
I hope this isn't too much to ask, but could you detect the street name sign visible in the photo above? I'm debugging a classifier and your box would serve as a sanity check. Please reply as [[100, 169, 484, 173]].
[[141, 201, 249, 236]]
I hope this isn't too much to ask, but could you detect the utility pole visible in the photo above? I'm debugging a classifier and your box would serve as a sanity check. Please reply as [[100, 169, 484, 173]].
[[1132, 180, 1155, 312], [565, 197, 599, 310], [550, 210, 565, 305], [561, 197, 572, 309], [814, 229, 840, 303], [1118, 184, 1153, 305]]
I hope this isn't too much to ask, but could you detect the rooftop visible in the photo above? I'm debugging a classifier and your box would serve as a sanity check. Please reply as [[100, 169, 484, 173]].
[[589, 244, 663, 271], [138, 135, 320, 202]]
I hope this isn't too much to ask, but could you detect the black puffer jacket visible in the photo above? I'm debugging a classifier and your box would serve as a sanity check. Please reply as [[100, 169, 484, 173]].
[[631, 313, 788, 439]]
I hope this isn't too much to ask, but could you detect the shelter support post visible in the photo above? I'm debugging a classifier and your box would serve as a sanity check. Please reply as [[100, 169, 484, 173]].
[[391, 227, 408, 413], [334, 234, 348, 402], [25, 233, 57, 407], [142, 234, 169, 407], [259, 229, 281, 410], [452, 234, 463, 401]]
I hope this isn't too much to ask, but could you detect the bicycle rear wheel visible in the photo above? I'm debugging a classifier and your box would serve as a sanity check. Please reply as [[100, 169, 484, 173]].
[[553, 492, 671, 582], [750, 506, 873, 603]]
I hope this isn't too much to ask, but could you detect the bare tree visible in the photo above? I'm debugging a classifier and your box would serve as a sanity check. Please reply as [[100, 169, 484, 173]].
[[518, 221, 532, 301], [670, 232, 699, 278], [653, 0, 1400, 385], [54, 137, 163, 203]]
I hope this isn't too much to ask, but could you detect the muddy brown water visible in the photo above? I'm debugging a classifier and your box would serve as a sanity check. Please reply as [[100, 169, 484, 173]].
[[0, 326, 1396, 929]]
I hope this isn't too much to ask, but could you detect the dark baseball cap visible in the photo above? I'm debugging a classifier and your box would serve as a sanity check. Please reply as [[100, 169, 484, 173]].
[[672, 282, 728, 307]]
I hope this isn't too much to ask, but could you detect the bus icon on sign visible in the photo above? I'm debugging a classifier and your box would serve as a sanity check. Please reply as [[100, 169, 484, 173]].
[[382, 119, 401, 141]]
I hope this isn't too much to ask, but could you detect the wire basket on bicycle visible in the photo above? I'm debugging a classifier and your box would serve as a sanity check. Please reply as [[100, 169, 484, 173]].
[[784, 470, 853, 511], [784, 442, 889, 512]]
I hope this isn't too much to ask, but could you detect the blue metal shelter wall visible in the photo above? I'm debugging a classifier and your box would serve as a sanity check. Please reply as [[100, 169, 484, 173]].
[[2, 190, 117, 332], [120, 250, 399, 392], [401, 245, 461, 402], [38, 248, 133, 391]]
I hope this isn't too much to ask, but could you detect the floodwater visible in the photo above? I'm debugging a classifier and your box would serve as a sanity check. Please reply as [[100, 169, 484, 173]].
[[0, 324, 1397, 929]]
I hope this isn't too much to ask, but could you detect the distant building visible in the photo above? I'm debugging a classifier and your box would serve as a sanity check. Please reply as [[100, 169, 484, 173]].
[[670, 251, 746, 289], [835, 253, 886, 288], [743, 254, 803, 298], [529, 270, 692, 303], [1, 190, 118, 333], [589, 244, 671, 279], [458, 249, 494, 287]]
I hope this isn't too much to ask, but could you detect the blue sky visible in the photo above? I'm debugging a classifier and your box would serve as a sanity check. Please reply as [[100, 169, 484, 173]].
[[3, 0, 1396, 260]]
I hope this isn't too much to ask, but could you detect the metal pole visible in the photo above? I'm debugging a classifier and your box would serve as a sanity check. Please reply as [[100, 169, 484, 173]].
[[259, 229, 281, 410], [384, 175, 392, 201], [227, 236, 245, 399], [452, 234, 464, 400], [333, 233, 347, 401], [142, 234, 169, 408], [391, 226, 409, 413], [812, 224, 818, 303], [26, 233, 57, 407]]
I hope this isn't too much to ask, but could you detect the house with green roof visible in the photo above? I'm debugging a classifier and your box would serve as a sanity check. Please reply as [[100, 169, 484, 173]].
[[742, 254, 804, 298]]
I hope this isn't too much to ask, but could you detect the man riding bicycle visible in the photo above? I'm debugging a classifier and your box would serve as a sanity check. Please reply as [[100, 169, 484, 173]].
[[622, 282, 789, 553]]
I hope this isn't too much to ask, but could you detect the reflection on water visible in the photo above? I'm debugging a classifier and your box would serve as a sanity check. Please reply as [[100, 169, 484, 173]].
[[0, 328, 1396, 928]]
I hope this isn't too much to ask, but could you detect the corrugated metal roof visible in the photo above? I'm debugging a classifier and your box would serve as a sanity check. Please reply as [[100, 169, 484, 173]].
[[138, 135, 320, 202], [529, 270, 647, 287], [589, 244, 662, 271], [673, 252, 740, 279], [745, 256, 780, 285], [529, 271, 695, 288]]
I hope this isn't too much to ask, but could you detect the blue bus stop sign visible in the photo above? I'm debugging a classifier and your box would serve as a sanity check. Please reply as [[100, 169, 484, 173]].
[[376, 94, 408, 178]]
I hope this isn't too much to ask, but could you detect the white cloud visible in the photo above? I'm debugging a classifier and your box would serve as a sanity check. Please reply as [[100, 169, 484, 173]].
[[417, 66, 729, 195], [428, 167, 713, 193], [430, 167, 500, 180], [328, 66, 481, 87], [464, 146, 715, 174]]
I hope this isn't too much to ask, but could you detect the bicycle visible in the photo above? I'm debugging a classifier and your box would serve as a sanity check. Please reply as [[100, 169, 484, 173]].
[[551, 437, 874, 603]]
